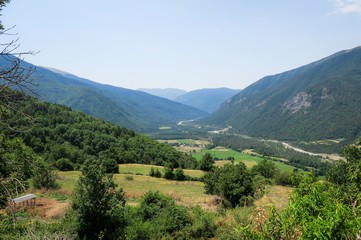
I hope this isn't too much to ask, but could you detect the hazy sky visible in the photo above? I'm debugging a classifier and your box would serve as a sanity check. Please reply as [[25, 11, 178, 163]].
[[2, 0, 361, 91]]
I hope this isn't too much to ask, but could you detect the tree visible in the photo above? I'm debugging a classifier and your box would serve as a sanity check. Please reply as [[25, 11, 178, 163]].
[[174, 168, 186, 181], [163, 163, 174, 180], [203, 163, 254, 207], [32, 158, 59, 189], [72, 159, 126, 239], [0, 3, 39, 227], [199, 153, 215, 171], [0, 137, 35, 207], [251, 159, 278, 179]]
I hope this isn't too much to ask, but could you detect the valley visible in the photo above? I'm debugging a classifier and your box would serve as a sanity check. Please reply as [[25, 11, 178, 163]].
[[1, 1, 361, 236]]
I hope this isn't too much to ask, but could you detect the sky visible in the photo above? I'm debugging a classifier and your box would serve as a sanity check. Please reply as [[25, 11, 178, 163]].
[[2, 0, 361, 91]]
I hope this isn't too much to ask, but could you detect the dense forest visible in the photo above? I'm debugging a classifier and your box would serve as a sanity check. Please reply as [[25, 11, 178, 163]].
[[1, 90, 199, 171]]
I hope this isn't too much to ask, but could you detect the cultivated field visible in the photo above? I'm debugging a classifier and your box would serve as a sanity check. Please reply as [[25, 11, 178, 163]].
[[193, 147, 295, 172]]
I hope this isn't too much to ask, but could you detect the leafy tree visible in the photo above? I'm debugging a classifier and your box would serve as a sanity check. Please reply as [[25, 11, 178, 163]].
[[0, 137, 35, 207], [174, 168, 186, 181], [72, 159, 126, 239], [251, 159, 278, 178], [32, 158, 59, 189], [149, 167, 162, 178], [102, 158, 119, 174], [203, 163, 254, 207], [163, 163, 174, 180], [129, 191, 191, 238], [199, 152, 215, 171], [55, 158, 74, 171]]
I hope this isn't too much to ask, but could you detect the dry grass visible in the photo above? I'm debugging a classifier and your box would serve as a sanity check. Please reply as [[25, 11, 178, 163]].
[[255, 185, 293, 211], [119, 163, 205, 178], [114, 174, 209, 207]]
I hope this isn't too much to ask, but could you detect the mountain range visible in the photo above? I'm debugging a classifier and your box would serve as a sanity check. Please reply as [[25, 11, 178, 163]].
[[0, 57, 207, 132], [203, 46, 361, 141], [174, 88, 240, 113], [139, 87, 240, 113], [137, 88, 187, 100]]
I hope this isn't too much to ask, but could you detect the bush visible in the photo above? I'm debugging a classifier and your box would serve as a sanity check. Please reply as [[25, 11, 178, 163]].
[[124, 175, 133, 181], [174, 168, 186, 181], [32, 158, 60, 190], [163, 164, 174, 180], [56, 158, 74, 171], [149, 167, 162, 178], [274, 171, 293, 186], [203, 163, 254, 208], [102, 158, 119, 173]]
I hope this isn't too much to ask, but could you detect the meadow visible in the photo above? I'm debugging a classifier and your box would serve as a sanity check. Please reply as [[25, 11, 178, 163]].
[[193, 146, 295, 172]]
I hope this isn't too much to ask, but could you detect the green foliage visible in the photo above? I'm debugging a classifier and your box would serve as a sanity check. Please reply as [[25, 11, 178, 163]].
[[204, 46, 361, 142], [124, 191, 217, 240], [0, 136, 35, 207], [1, 95, 199, 171], [149, 167, 162, 178], [55, 158, 74, 171], [212, 134, 330, 175], [203, 163, 254, 208], [32, 158, 59, 190], [173, 168, 186, 181], [284, 173, 361, 239], [72, 159, 126, 239], [199, 152, 214, 171], [251, 159, 278, 178], [102, 158, 119, 173], [163, 164, 174, 180], [9, 61, 207, 133], [274, 171, 293, 186]]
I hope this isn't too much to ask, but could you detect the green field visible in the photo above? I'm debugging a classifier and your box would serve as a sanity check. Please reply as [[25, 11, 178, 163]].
[[193, 147, 295, 172]]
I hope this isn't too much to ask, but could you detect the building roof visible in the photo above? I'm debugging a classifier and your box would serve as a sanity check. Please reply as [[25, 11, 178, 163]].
[[12, 194, 37, 203]]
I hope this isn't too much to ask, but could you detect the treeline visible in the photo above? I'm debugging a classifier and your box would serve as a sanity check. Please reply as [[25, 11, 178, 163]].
[[288, 139, 349, 154], [212, 134, 331, 175], [3, 93, 198, 171]]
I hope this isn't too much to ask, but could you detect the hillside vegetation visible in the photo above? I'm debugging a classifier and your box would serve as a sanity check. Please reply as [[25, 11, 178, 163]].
[[1, 90, 198, 171], [204, 46, 361, 141], [0, 57, 207, 132]]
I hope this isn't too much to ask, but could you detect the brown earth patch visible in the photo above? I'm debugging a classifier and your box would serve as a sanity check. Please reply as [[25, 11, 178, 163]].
[[28, 198, 70, 219]]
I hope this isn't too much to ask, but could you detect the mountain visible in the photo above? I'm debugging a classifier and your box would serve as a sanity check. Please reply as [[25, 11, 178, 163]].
[[0, 57, 207, 132], [174, 88, 240, 113], [203, 46, 361, 141], [137, 88, 187, 100]]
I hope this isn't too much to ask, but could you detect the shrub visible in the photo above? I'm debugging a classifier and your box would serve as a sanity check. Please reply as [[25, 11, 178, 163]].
[[203, 163, 254, 208], [174, 168, 186, 181], [56, 158, 74, 171]]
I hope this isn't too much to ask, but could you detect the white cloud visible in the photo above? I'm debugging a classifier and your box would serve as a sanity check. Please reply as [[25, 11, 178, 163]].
[[330, 0, 361, 14]]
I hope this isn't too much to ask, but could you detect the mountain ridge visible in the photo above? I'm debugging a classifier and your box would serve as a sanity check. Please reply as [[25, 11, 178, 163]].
[[203, 46, 361, 141], [0, 57, 208, 132]]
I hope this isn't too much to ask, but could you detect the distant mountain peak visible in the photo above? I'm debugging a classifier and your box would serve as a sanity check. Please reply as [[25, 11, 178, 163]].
[[137, 88, 187, 100]]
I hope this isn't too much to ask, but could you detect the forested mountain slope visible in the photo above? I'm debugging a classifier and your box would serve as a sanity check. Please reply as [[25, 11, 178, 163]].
[[0, 56, 207, 132], [203, 46, 361, 141], [1, 90, 198, 171]]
